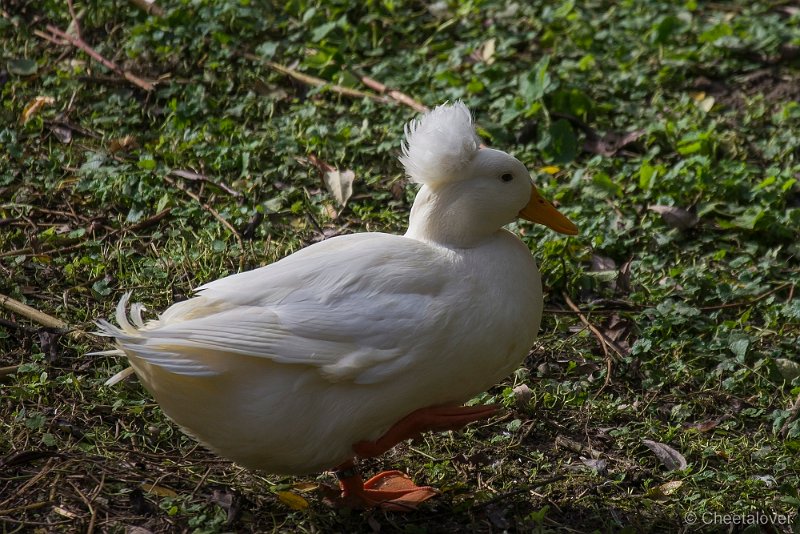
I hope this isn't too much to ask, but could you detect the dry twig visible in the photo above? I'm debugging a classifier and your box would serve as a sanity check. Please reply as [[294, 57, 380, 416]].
[[0, 293, 69, 331], [562, 292, 630, 395], [43, 25, 154, 91], [358, 74, 429, 113], [169, 169, 242, 198], [243, 53, 387, 103], [562, 293, 629, 360]]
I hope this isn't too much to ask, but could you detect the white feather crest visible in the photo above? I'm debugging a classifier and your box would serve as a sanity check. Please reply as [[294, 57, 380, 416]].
[[399, 101, 480, 186]]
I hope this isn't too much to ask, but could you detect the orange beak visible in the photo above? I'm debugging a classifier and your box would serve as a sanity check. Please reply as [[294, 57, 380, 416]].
[[519, 185, 579, 235]]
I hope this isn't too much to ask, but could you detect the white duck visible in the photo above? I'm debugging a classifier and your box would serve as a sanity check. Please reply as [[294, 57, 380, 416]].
[[96, 102, 577, 510]]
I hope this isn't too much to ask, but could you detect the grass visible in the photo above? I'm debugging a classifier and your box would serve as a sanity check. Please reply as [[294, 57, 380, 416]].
[[1, 0, 799, 531]]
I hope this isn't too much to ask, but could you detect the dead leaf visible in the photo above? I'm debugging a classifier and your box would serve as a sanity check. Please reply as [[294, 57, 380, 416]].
[[692, 420, 719, 433], [481, 38, 496, 65], [108, 135, 138, 154], [696, 95, 715, 113], [323, 169, 355, 208], [584, 129, 646, 157], [603, 314, 630, 343], [52, 506, 79, 519], [292, 481, 319, 493], [50, 124, 73, 144], [593, 314, 633, 358], [580, 457, 608, 474], [276, 490, 309, 510], [687, 414, 732, 432], [140, 482, 178, 498], [390, 180, 405, 200], [591, 254, 617, 272], [20, 96, 54, 124], [645, 480, 683, 501], [616, 258, 632, 295], [37, 330, 62, 363], [647, 205, 699, 230], [512, 384, 532, 407], [210, 488, 241, 525], [642, 439, 687, 471]]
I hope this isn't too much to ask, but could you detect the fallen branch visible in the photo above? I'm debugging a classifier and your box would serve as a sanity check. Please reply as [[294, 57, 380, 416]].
[[562, 293, 630, 361], [562, 292, 629, 395], [358, 74, 429, 113], [169, 169, 241, 198], [0, 293, 69, 330], [242, 53, 388, 103], [44, 24, 154, 92]]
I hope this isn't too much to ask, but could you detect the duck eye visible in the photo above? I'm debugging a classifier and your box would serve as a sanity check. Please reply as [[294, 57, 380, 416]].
[[501, 173, 514, 182]]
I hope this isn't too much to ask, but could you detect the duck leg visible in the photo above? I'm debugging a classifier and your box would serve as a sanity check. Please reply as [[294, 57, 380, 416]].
[[328, 404, 498, 510], [353, 404, 500, 458], [332, 459, 438, 511]]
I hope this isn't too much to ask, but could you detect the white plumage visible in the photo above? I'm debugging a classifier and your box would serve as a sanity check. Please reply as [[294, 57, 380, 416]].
[[95, 102, 577, 494], [399, 101, 479, 186]]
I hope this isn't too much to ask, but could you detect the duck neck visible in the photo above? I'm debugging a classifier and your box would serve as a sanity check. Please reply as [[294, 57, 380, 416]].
[[405, 185, 495, 249]]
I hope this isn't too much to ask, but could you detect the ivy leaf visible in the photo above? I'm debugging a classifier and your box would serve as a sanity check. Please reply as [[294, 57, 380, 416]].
[[729, 338, 750, 361], [519, 55, 554, 102], [8, 58, 38, 76], [546, 119, 578, 164]]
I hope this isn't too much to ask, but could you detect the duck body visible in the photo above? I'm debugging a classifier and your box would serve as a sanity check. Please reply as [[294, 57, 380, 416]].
[[97, 102, 578, 507], [112, 226, 541, 474]]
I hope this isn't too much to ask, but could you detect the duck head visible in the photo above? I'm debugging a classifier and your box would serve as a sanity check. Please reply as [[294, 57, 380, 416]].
[[401, 102, 578, 247]]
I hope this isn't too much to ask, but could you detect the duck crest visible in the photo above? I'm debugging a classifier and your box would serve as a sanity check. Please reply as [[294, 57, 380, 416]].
[[399, 101, 480, 187]]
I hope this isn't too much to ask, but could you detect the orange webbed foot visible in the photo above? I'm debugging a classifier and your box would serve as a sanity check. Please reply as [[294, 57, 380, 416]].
[[325, 461, 438, 511]]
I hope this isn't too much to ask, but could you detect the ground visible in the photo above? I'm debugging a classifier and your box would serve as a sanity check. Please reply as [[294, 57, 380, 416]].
[[1, 1, 800, 532]]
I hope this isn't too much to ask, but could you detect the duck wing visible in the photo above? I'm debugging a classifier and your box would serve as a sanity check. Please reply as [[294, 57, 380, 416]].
[[99, 233, 459, 384]]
